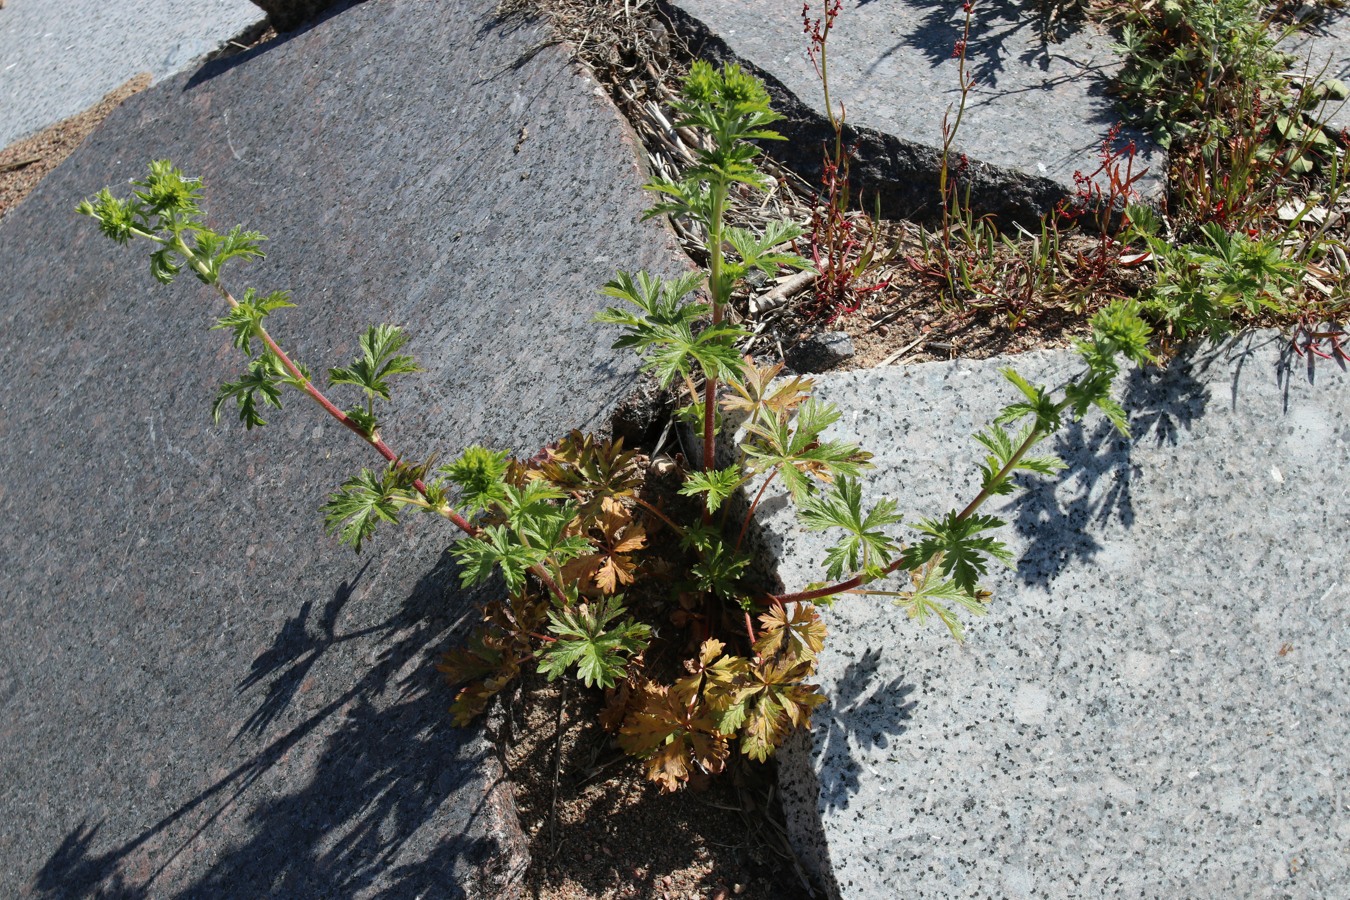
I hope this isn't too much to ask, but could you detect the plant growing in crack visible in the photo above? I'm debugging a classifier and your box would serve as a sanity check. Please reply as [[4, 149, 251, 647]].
[[800, 0, 890, 320], [80, 62, 1153, 792]]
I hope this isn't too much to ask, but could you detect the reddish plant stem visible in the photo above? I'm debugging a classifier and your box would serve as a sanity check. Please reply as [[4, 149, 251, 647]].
[[208, 281, 481, 539], [634, 496, 686, 538], [734, 467, 779, 554], [770, 421, 1049, 605], [203, 275, 573, 605]]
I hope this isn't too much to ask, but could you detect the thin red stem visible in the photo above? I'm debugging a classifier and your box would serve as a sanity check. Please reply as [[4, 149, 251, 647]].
[[734, 467, 778, 554], [634, 496, 686, 538]]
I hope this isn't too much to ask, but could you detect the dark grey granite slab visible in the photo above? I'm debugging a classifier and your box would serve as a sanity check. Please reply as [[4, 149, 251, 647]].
[[751, 335, 1348, 897], [662, 0, 1163, 223], [0, 0, 686, 895]]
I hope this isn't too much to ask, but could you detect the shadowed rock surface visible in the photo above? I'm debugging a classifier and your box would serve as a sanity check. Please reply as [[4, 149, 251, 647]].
[[661, 0, 1163, 223], [0, 0, 686, 895], [756, 335, 1348, 898]]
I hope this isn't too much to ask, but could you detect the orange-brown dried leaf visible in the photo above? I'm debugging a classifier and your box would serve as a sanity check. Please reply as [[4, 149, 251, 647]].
[[722, 356, 814, 424], [618, 683, 729, 792], [754, 602, 827, 664], [562, 496, 647, 594], [736, 657, 825, 761], [600, 680, 634, 732], [448, 668, 518, 726], [536, 430, 642, 503]]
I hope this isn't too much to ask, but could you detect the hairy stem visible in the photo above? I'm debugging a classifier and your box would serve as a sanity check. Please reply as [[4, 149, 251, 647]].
[[702, 183, 728, 482]]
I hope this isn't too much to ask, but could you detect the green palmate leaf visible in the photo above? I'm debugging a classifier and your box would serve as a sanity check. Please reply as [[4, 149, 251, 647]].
[[133, 159, 205, 217], [681, 524, 751, 597], [743, 399, 871, 500], [643, 177, 714, 226], [323, 465, 420, 552], [344, 406, 379, 439], [724, 221, 811, 279], [675, 61, 785, 142], [328, 324, 421, 402], [1065, 300, 1155, 437], [671, 62, 785, 195], [973, 423, 1064, 497], [798, 477, 902, 580], [679, 466, 745, 514], [189, 225, 266, 284], [76, 189, 143, 244], [596, 270, 748, 387], [895, 572, 990, 643], [498, 479, 568, 532], [212, 288, 295, 356], [212, 351, 292, 428], [538, 595, 651, 689], [440, 446, 511, 515], [148, 246, 183, 284], [995, 368, 1061, 432], [451, 524, 550, 592], [900, 511, 1013, 594]]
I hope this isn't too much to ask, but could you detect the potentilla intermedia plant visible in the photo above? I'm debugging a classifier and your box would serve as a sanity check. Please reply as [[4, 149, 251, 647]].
[[81, 63, 1153, 792]]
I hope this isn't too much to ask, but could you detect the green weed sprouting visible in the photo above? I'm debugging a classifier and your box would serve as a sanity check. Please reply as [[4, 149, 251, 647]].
[[80, 62, 1153, 792]]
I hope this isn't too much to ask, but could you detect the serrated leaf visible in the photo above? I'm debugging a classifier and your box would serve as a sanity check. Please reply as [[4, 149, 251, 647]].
[[754, 603, 826, 663], [900, 511, 1013, 594], [212, 288, 295, 356], [440, 446, 511, 515], [538, 596, 650, 689], [895, 573, 991, 643], [743, 400, 872, 501], [451, 524, 548, 592], [212, 351, 289, 429], [618, 683, 730, 792], [721, 357, 814, 425], [322, 465, 419, 552], [679, 466, 745, 514], [328, 324, 421, 402], [798, 477, 902, 579]]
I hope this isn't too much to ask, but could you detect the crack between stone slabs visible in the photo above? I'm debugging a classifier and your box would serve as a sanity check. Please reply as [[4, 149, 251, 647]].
[[654, 0, 1089, 228]]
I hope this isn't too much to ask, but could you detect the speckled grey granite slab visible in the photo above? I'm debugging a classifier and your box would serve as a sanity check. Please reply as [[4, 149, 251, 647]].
[[661, 0, 1163, 222], [758, 334, 1349, 898], [0, 0, 686, 895], [1288, 8, 1350, 133], [0, 0, 264, 148]]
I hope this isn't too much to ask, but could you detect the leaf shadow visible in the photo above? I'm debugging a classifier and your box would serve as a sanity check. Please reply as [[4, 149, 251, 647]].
[[233, 561, 379, 742], [1011, 358, 1211, 587], [811, 647, 916, 812], [30, 552, 524, 899]]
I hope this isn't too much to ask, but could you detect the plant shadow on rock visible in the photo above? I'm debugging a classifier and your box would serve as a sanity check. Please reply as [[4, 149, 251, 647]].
[[184, 0, 366, 91], [889, 0, 1093, 83], [810, 647, 917, 813], [1011, 357, 1210, 587], [32, 552, 520, 899]]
